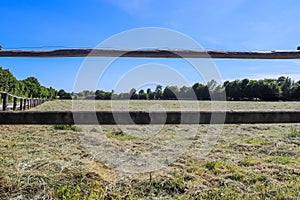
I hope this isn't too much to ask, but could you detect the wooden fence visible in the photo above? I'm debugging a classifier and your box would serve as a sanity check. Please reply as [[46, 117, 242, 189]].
[[0, 110, 300, 124], [1, 48, 300, 124], [1, 48, 300, 59], [0, 91, 46, 111]]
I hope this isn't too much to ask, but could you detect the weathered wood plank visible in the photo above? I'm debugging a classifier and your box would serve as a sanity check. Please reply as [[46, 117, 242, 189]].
[[2, 93, 8, 111], [0, 110, 300, 124], [19, 98, 23, 110], [1, 49, 300, 59], [13, 97, 17, 111]]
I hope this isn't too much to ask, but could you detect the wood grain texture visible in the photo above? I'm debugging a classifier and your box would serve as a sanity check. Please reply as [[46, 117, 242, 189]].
[[1, 110, 300, 124], [1, 49, 300, 59]]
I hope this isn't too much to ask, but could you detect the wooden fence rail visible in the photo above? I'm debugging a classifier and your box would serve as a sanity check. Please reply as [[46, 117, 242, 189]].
[[0, 110, 300, 124], [1, 48, 300, 59], [1, 48, 300, 124], [0, 92, 46, 111]]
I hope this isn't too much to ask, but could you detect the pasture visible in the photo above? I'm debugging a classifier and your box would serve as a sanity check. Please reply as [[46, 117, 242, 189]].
[[0, 100, 300, 199]]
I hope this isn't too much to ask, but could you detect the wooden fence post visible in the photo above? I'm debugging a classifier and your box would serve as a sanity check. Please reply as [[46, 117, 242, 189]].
[[2, 93, 8, 111], [23, 98, 26, 110], [13, 96, 17, 111], [19, 98, 23, 110]]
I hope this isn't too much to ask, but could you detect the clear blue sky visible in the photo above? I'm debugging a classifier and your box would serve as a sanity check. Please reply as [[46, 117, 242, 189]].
[[1, 0, 300, 92]]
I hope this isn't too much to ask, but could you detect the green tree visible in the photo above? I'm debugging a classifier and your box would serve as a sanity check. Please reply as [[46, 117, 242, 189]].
[[95, 90, 111, 99], [244, 80, 260, 100], [147, 88, 155, 100], [138, 89, 148, 99], [40, 86, 50, 98], [163, 86, 178, 100], [291, 82, 300, 100], [22, 77, 41, 98], [47, 87, 57, 99], [15, 81, 26, 97], [57, 89, 72, 99], [257, 80, 280, 101], [224, 80, 242, 100], [179, 86, 193, 99], [278, 76, 292, 100], [0, 67, 17, 93], [192, 83, 210, 100], [130, 88, 138, 99], [154, 85, 163, 99]]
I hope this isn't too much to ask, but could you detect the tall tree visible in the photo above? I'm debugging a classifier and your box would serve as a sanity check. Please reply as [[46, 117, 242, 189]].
[[147, 88, 155, 100], [0, 67, 17, 93], [57, 89, 72, 99], [130, 88, 138, 99], [193, 83, 210, 100], [22, 77, 41, 98], [278, 76, 292, 100], [179, 86, 193, 99], [163, 86, 178, 100], [154, 85, 163, 99], [138, 89, 147, 99]]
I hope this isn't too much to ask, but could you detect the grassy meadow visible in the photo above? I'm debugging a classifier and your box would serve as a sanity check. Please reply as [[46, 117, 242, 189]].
[[1, 100, 300, 199]]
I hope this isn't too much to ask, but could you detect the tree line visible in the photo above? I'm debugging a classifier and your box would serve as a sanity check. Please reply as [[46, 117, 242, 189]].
[[67, 76, 300, 101], [0, 67, 56, 98], [2, 67, 300, 101]]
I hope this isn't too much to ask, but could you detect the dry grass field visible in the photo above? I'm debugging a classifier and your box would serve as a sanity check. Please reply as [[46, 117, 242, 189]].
[[32, 100, 300, 111], [1, 100, 300, 199]]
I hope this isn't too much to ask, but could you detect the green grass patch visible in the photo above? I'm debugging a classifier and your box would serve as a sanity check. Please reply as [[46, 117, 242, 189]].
[[239, 157, 261, 167], [55, 182, 107, 200], [243, 172, 268, 184], [244, 137, 270, 145], [106, 128, 137, 141], [199, 186, 243, 199], [54, 124, 82, 132], [265, 156, 293, 165], [203, 160, 238, 175], [287, 127, 300, 138]]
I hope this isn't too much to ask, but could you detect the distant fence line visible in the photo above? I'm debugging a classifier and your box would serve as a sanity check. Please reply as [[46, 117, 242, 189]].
[[0, 91, 46, 111]]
